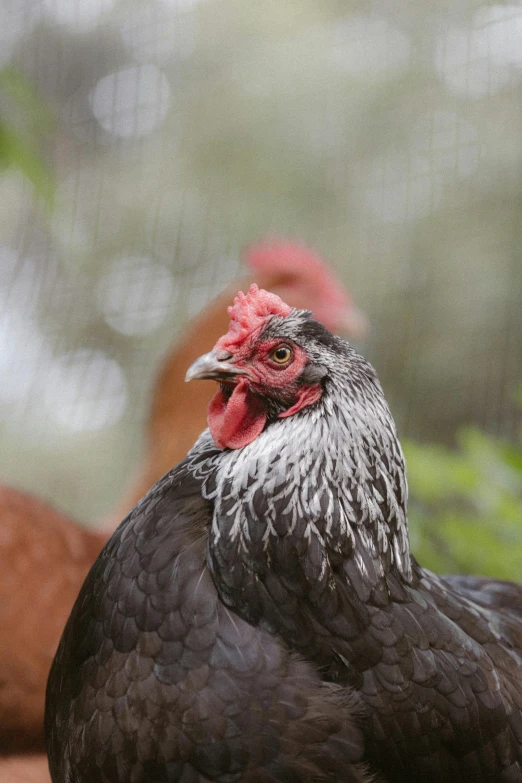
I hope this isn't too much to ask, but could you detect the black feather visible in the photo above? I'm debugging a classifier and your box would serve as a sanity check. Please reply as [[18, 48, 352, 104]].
[[46, 310, 522, 783]]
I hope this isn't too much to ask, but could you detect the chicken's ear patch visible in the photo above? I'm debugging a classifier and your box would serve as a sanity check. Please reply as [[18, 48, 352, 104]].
[[216, 284, 292, 352]]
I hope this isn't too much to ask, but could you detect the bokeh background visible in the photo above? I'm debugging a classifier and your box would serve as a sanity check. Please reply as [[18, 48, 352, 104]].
[[0, 0, 521, 576]]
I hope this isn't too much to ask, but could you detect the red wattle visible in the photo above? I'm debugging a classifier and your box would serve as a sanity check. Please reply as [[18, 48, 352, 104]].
[[208, 379, 267, 450]]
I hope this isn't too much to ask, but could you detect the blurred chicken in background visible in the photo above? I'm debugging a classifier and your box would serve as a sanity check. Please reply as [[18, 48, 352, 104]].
[[0, 488, 104, 754], [0, 241, 365, 780]]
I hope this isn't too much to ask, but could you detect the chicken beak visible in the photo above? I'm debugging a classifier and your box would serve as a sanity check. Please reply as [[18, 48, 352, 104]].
[[185, 350, 243, 383]]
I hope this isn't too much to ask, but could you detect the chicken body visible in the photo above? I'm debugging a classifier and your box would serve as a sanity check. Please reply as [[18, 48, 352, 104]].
[[46, 288, 522, 782], [46, 467, 369, 782]]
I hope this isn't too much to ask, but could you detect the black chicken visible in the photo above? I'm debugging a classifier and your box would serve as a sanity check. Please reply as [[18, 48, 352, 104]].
[[46, 285, 522, 783]]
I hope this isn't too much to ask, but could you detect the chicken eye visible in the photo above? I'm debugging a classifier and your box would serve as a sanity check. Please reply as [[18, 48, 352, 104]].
[[270, 345, 293, 365]]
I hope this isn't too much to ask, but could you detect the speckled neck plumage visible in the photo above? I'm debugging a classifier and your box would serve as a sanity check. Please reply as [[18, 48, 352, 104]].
[[185, 330, 411, 627]]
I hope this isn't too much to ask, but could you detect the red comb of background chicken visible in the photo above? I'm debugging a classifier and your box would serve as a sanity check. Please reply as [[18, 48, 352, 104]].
[[216, 284, 292, 352], [244, 240, 362, 335], [245, 240, 340, 280]]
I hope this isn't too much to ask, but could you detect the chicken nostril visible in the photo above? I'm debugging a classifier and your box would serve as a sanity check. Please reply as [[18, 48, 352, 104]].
[[216, 350, 233, 362]]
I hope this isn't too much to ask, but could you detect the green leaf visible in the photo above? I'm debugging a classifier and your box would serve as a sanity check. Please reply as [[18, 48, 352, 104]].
[[0, 122, 54, 205]]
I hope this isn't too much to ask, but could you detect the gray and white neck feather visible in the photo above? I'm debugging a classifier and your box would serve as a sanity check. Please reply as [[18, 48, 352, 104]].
[[185, 325, 412, 613]]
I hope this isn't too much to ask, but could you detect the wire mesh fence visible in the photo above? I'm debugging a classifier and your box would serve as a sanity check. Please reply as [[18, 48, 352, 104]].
[[0, 0, 521, 522]]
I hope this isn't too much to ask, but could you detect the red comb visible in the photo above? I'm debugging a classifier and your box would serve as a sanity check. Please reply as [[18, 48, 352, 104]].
[[216, 284, 292, 351], [245, 241, 326, 276]]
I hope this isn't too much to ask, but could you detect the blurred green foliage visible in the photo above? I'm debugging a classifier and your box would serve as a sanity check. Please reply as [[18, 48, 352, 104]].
[[0, 67, 54, 205], [405, 392, 522, 580]]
